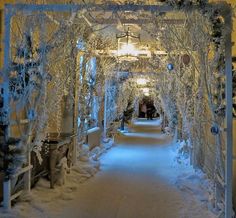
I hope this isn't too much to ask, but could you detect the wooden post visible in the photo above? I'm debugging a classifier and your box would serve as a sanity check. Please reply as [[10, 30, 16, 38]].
[[72, 54, 81, 165], [2, 6, 12, 211], [49, 143, 58, 189], [120, 113, 125, 131], [103, 79, 108, 139], [3, 179, 11, 210], [73, 89, 79, 165], [24, 152, 31, 192], [224, 6, 233, 218]]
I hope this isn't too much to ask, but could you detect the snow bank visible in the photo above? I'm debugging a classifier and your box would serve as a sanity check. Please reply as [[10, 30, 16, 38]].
[[173, 139, 192, 165], [172, 140, 220, 217], [0, 138, 114, 218], [73, 138, 114, 182]]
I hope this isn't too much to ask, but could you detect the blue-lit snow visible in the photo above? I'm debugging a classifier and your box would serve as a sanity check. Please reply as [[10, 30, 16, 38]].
[[1, 119, 217, 218]]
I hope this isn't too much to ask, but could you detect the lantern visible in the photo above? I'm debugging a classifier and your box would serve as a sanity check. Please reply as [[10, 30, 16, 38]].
[[116, 27, 140, 62], [142, 88, 150, 96]]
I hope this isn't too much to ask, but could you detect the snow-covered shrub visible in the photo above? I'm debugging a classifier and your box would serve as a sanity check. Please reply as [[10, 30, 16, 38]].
[[175, 140, 192, 165], [56, 157, 69, 186]]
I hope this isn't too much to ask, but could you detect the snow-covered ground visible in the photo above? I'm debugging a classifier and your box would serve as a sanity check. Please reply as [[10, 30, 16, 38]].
[[0, 119, 217, 218]]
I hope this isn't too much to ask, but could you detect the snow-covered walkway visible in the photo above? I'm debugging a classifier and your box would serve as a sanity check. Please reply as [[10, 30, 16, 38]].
[[54, 119, 215, 218], [4, 119, 216, 218]]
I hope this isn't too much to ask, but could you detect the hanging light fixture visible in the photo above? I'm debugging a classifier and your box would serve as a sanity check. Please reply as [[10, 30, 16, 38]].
[[116, 26, 140, 62], [142, 87, 150, 96], [137, 78, 148, 85]]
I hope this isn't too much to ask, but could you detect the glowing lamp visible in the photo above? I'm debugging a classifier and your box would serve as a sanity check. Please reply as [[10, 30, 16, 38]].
[[117, 27, 140, 61], [137, 78, 148, 85], [142, 87, 150, 96], [118, 43, 138, 57]]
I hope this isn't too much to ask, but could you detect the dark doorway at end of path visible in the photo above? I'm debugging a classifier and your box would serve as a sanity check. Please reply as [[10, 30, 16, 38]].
[[139, 97, 159, 119]]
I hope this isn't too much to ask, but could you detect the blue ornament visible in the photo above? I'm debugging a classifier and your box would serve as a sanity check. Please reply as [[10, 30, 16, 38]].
[[211, 124, 219, 135], [27, 109, 36, 121], [167, 63, 174, 71]]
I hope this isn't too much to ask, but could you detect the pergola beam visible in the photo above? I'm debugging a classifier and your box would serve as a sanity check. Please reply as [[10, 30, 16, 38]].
[[7, 4, 173, 13], [84, 18, 185, 25]]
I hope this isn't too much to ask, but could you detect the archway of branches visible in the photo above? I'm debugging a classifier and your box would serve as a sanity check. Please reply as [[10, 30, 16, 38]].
[[1, 1, 234, 216]]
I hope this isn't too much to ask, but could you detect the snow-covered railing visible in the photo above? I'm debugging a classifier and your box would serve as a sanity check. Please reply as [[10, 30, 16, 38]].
[[86, 127, 101, 150], [3, 164, 33, 209], [87, 126, 100, 134]]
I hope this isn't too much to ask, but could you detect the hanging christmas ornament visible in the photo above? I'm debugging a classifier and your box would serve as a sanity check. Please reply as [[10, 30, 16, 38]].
[[27, 109, 36, 121], [167, 63, 174, 71], [210, 124, 219, 135]]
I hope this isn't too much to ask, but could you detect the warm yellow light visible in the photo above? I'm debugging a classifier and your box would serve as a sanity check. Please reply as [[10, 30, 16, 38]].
[[137, 78, 148, 85], [118, 43, 138, 57], [142, 88, 150, 96], [142, 88, 149, 94]]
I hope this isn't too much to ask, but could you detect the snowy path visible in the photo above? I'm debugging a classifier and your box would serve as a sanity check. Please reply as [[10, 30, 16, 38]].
[[6, 119, 216, 218], [56, 119, 215, 218]]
